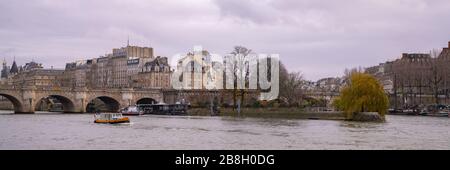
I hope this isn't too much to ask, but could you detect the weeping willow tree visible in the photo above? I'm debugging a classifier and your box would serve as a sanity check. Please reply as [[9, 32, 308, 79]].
[[333, 73, 389, 119]]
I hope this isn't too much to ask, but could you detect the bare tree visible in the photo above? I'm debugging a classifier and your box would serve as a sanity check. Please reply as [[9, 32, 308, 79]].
[[226, 46, 252, 113], [343, 67, 364, 85], [282, 71, 304, 107], [429, 49, 443, 105], [278, 61, 289, 105]]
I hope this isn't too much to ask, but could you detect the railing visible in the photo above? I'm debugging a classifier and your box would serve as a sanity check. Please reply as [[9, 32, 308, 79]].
[[0, 85, 156, 91]]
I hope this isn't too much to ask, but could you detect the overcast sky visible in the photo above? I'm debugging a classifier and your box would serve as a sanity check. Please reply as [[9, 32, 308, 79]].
[[1, 0, 450, 80]]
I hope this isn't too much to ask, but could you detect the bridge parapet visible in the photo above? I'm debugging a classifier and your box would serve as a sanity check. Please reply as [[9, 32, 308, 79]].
[[0, 85, 165, 114]]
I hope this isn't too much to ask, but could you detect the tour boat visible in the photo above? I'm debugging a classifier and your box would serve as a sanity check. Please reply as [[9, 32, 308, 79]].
[[94, 113, 130, 124]]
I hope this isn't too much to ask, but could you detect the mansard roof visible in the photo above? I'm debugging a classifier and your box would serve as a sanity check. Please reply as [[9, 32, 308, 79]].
[[144, 56, 169, 67]]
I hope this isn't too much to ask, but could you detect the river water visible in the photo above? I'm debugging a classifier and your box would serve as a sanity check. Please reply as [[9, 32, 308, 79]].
[[0, 111, 448, 150]]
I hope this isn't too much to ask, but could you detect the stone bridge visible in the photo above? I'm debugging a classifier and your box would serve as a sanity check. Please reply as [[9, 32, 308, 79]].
[[303, 91, 341, 105], [0, 86, 164, 113]]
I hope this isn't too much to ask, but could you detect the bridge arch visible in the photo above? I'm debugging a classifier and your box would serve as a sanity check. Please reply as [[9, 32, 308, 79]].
[[136, 98, 158, 105], [0, 93, 24, 113], [86, 96, 121, 113], [35, 95, 76, 113]]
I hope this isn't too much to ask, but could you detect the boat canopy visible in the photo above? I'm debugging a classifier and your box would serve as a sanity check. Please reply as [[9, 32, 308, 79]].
[[96, 113, 124, 120]]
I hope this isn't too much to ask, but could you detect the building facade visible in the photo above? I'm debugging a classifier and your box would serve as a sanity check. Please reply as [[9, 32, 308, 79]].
[[366, 42, 450, 109], [2, 45, 172, 91], [60, 45, 171, 90], [130, 56, 171, 89]]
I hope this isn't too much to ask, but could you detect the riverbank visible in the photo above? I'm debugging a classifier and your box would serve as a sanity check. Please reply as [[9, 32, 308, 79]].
[[188, 107, 348, 120]]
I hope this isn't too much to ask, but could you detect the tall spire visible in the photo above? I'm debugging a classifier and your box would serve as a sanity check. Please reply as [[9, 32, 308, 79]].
[[1, 57, 7, 78], [127, 36, 130, 47], [10, 57, 18, 74]]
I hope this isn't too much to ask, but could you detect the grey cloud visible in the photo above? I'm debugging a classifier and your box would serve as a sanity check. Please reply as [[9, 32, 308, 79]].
[[1, 0, 450, 80], [214, 0, 279, 24]]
